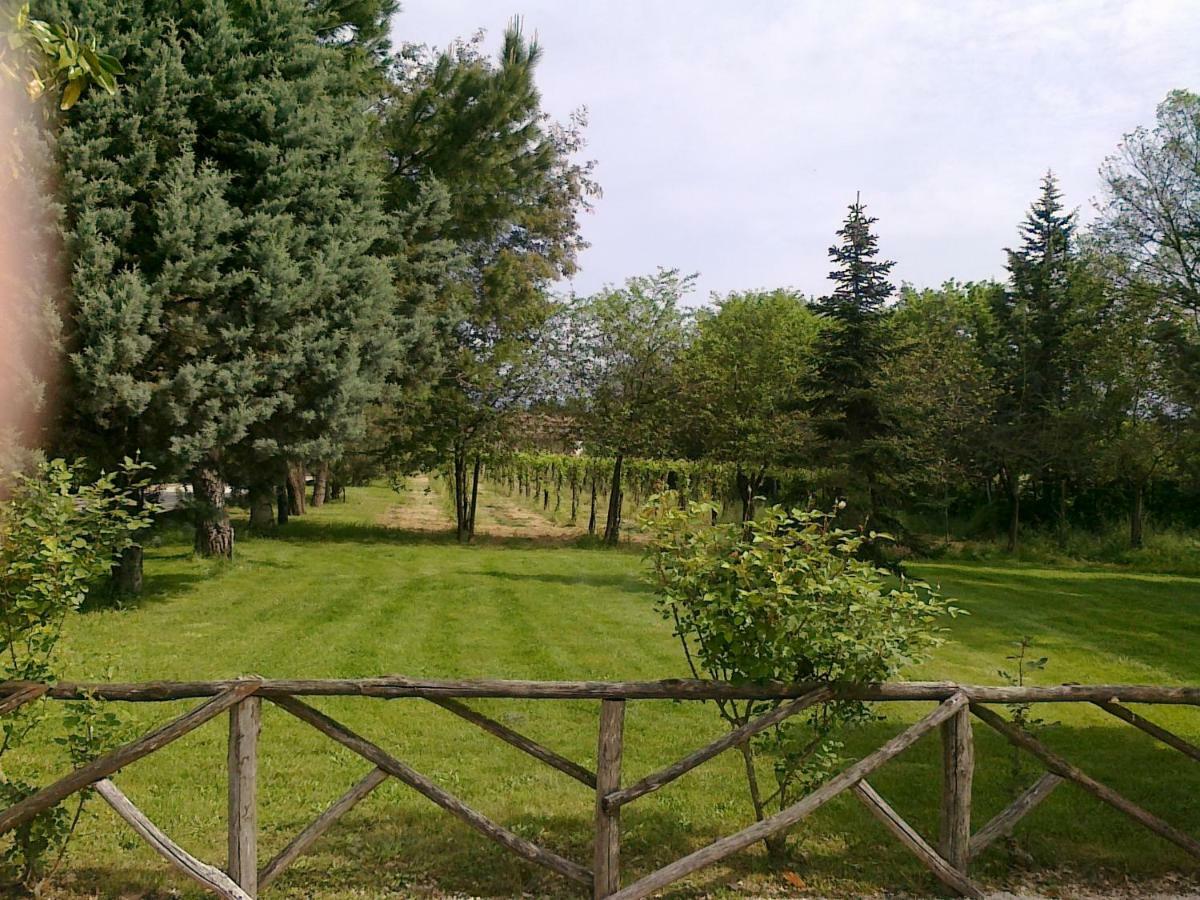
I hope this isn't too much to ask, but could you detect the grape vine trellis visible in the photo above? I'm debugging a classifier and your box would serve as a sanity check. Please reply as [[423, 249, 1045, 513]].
[[470, 450, 822, 534]]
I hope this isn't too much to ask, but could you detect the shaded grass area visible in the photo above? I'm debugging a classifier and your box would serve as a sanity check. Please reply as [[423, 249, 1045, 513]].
[[19, 484, 1200, 898]]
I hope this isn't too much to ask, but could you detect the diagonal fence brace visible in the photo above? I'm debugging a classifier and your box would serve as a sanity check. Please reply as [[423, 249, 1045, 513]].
[[270, 694, 592, 886], [0, 681, 262, 836]]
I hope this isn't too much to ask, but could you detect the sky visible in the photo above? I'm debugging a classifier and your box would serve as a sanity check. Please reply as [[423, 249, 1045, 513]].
[[390, 1, 1200, 304]]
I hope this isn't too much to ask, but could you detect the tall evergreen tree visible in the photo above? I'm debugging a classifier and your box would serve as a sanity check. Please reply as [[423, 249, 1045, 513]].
[[808, 195, 896, 525], [49, 1, 253, 580], [379, 24, 597, 541], [186, 0, 402, 534], [52, 0, 415, 573], [986, 172, 1093, 549]]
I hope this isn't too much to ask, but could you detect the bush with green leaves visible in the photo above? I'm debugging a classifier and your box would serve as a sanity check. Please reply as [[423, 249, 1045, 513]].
[[0, 458, 150, 889], [640, 494, 957, 860]]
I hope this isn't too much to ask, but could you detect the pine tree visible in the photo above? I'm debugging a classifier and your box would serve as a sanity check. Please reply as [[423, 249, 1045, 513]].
[[379, 23, 597, 541], [809, 195, 896, 525], [987, 171, 1088, 550]]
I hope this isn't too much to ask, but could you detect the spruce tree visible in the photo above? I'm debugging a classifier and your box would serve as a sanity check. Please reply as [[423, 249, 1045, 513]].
[[987, 172, 1087, 549], [809, 195, 896, 525]]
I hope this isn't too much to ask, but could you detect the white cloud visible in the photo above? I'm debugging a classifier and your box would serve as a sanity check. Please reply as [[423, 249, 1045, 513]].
[[391, 0, 1200, 301]]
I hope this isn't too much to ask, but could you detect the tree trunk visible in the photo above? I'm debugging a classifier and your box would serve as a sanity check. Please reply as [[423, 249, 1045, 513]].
[[453, 442, 470, 543], [588, 475, 597, 536], [311, 461, 329, 508], [570, 479, 578, 524], [192, 460, 233, 559], [1130, 481, 1145, 549], [276, 483, 290, 526], [468, 453, 481, 540], [248, 484, 276, 533], [603, 454, 624, 545], [286, 462, 307, 516], [114, 546, 143, 595], [1002, 466, 1020, 554], [111, 486, 146, 594]]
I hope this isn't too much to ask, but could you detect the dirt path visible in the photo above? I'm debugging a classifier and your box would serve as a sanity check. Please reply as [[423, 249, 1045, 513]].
[[380, 474, 593, 541]]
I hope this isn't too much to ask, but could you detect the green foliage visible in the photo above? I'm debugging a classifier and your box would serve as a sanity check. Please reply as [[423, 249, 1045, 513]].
[[671, 290, 820, 518], [54, 0, 411, 555], [639, 493, 955, 848], [808, 197, 897, 525], [998, 636, 1052, 862], [377, 23, 597, 538], [0, 458, 151, 888], [1, 3, 122, 108], [573, 269, 696, 460]]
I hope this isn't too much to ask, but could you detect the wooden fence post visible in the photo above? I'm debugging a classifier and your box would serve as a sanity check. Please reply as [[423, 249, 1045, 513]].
[[939, 701, 973, 873], [228, 696, 260, 897], [594, 699, 625, 898]]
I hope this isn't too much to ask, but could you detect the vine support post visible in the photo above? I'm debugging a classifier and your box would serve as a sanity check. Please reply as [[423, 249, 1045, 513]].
[[939, 701, 974, 874], [228, 695, 260, 896], [594, 699, 625, 898]]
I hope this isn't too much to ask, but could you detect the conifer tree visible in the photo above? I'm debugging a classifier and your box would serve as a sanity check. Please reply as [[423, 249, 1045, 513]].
[[986, 171, 1092, 550], [808, 195, 896, 525], [379, 24, 597, 541], [52, 0, 416, 571], [180, 0, 405, 536], [49, 1, 253, 575]]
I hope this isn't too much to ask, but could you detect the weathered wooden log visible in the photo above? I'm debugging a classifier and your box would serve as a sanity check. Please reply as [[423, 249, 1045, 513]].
[[970, 703, 1200, 859], [1096, 701, 1200, 762], [605, 687, 832, 811], [968, 772, 1063, 861], [0, 681, 261, 836], [4, 677, 1198, 704], [228, 696, 259, 895], [271, 695, 591, 886], [852, 780, 984, 898], [0, 683, 48, 716], [258, 768, 389, 890], [594, 700, 624, 898], [607, 694, 968, 900], [939, 702, 974, 872], [94, 779, 251, 900], [429, 697, 596, 787]]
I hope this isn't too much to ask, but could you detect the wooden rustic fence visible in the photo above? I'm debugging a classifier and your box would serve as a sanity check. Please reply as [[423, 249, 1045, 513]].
[[2, 677, 1199, 898]]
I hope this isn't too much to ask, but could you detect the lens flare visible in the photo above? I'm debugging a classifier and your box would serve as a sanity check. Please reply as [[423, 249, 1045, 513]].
[[0, 73, 62, 471]]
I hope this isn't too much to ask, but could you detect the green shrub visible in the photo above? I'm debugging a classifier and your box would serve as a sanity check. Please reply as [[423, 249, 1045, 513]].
[[0, 458, 151, 889], [640, 494, 957, 860]]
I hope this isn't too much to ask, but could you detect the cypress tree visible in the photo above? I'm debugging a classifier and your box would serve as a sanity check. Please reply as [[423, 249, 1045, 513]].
[[52, 0, 417, 571], [185, 0, 401, 531], [50, 2, 253, 573], [809, 195, 896, 525]]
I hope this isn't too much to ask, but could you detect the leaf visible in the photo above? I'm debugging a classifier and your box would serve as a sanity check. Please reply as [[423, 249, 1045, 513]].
[[59, 76, 84, 109]]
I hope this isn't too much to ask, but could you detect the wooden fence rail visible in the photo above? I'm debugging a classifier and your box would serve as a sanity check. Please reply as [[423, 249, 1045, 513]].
[[1, 677, 1198, 898]]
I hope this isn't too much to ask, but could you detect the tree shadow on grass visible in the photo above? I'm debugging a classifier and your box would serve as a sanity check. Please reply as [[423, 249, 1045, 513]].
[[474, 568, 649, 593], [262, 515, 639, 553]]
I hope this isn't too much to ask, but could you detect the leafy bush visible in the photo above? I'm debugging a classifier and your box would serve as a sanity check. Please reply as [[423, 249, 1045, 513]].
[[0, 458, 151, 889], [640, 494, 957, 860]]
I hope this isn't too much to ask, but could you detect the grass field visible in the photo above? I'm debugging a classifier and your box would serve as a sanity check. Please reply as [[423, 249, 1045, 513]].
[[22, 482, 1200, 898]]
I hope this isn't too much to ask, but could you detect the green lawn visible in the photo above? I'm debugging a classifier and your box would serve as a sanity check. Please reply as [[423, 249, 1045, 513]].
[[24, 484, 1200, 898]]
